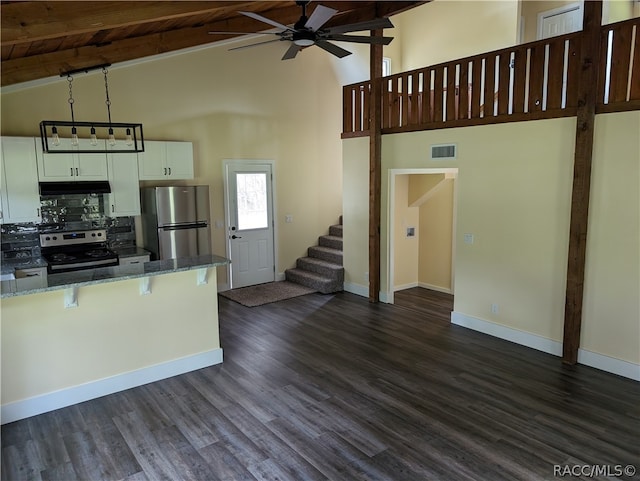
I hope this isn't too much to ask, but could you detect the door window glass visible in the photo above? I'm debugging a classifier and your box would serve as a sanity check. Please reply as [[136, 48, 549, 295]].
[[236, 173, 268, 230]]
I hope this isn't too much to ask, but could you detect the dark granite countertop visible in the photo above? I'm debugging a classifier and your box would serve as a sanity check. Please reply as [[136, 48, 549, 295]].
[[1, 257, 48, 275], [113, 246, 152, 258], [1, 254, 230, 298]]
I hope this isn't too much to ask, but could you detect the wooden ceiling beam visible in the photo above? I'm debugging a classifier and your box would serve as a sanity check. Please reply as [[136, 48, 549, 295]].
[[0, 1, 424, 85], [1, 1, 258, 46], [0, 6, 307, 86]]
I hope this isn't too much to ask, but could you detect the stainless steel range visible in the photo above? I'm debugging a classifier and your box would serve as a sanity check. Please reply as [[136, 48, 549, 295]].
[[40, 229, 119, 273]]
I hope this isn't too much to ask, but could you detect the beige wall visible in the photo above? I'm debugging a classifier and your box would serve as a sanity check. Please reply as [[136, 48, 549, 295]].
[[342, 137, 369, 290], [393, 0, 520, 71], [582, 112, 640, 362], [1, 269, 219, 404], [393, 175, 419, 288], [342, 111, 639, 366], [1, 38, 357, 287], [418, 178, 454, 292]]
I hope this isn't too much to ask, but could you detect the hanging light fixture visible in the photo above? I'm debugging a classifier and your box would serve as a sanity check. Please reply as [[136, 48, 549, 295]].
[[39, 64, 144, 154]]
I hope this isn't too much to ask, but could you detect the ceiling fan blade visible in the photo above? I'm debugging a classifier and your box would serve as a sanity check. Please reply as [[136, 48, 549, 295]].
[[324, 17, 394, 35], [209, 31, 281, 36], [315, 39, 352, 58], [229, 38, 283, 51], [282, 44, 302, 60], [239, 11, 295, 32], [305, 4, 338, 32], [325, 34, 393, 45]]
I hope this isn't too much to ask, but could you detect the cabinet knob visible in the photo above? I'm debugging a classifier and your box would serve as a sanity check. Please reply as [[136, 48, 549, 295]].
[[168, 167, 172, 175]]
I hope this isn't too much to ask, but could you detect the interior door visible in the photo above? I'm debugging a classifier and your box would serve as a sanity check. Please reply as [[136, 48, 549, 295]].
[[538, 4, 582, 39], [225, 162, 275, 288]]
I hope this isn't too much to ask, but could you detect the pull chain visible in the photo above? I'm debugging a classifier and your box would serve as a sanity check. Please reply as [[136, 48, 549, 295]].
[[103, 67, 116, 145], [67, 75, 78, 145], [103, 67, 112, 125], [67, 75, 76, 124]]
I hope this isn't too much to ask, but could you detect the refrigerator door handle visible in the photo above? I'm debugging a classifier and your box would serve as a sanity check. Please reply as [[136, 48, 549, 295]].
[[161, 223, 208, 231]]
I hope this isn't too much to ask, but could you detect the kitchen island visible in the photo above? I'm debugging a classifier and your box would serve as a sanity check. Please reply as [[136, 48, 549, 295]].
[[1, 254, 229, 424]]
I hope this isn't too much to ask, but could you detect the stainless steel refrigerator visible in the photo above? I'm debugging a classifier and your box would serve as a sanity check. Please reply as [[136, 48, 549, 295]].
[[140, 186, 211, 260]]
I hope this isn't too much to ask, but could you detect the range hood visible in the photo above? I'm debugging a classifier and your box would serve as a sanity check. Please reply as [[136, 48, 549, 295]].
[[39, 181, 111, 196]]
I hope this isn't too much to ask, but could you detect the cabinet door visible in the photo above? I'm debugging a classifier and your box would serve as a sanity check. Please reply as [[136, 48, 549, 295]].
[[107, 151, 141, 216], [1, 137, 42, 223], [75, 139, 108, 180], [165, 141, 194, 179], [137, 141, 167, 180], [36, 138, 75, 180]]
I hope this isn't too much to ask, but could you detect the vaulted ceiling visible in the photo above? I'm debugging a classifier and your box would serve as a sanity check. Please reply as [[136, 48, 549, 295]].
[[1, 1, 425, 87]]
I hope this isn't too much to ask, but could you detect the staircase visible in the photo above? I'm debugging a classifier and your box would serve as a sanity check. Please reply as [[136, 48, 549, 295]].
[[285, 217, 344, 294]]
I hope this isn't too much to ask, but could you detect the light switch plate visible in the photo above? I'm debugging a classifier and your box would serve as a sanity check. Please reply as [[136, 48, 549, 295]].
[[463, 233, 474, 244]]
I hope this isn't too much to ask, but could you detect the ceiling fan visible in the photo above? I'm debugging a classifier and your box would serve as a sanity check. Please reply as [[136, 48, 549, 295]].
[[209, 1, 394, 60]]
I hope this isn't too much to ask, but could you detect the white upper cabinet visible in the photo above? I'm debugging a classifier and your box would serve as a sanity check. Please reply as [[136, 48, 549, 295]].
[[138, 140, 194, 180], [0, 137, 42, 224], [106, 149, 141, 217], [36, 138, 108, 181]]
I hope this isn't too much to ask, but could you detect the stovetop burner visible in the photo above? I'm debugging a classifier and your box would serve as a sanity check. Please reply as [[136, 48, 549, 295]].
[[40, 229, 119, 273], [50, 253, 77, 262]]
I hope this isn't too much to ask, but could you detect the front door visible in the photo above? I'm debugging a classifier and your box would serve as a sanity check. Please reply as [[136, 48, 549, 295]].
[[224, 161, 275, 288]]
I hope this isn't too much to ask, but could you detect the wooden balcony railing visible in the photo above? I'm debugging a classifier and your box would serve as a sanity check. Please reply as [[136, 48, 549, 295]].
[[342, 17, 640, 137]]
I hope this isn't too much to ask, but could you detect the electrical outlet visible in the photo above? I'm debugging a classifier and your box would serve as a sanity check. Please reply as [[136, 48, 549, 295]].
[[464, 233, 475, 244], [285, 215, 293, 223], [491, 303, 499, 314]]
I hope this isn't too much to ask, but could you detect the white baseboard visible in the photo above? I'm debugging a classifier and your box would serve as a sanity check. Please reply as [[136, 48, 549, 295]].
[[393, 283, 452, 295], [577, 349, 640, 382], [393, 282, 419, 291], [451, 311, 562, 356], [344, 282, 391, 303], [276, 272, 286, 282], [1, 348, 224, 424], [344, 281, 368, 298], [418, 282, 453, 295], [451, 311, 639, 381]]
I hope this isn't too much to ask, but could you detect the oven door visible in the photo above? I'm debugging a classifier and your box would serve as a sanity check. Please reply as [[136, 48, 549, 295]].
[[47, 257, 119, 273], [157, 224, 210, 260]]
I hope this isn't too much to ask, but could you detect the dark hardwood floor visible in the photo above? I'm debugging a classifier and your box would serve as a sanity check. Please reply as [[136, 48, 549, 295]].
[[2, 291, 639, 481], [393, 287, 454, 322]]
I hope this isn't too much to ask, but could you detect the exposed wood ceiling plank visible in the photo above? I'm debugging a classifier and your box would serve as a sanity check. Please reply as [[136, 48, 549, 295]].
[[0, 1, 425, 86], [1, 1, 264, 46]]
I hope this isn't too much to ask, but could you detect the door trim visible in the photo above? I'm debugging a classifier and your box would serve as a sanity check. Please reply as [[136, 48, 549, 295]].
[[222, 159, 277, 289], [387, 167, 458, 305]]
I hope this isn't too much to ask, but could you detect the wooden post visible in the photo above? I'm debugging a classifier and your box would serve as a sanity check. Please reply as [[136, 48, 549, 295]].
[[562, 0, 603, 364], [369, 29, 383, 303]]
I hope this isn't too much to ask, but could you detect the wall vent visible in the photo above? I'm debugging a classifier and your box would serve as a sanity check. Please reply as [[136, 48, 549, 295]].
[[431, 144, 457, 160]]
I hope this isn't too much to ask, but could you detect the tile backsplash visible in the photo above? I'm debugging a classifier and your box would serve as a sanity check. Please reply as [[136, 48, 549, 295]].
[[40, 193, 103, 225], [2, 193, 137, 261]]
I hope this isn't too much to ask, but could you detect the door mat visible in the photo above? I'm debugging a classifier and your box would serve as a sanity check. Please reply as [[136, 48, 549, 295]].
[[219, 281, 316, 307]]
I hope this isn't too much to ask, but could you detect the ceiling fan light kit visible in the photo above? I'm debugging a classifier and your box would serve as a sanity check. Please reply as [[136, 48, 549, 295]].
[[210, 1, 395, 61], [39, 65, 144, 154]]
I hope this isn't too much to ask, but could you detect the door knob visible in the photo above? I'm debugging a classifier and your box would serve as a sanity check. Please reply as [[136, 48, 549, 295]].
[[231, 235, 242, 239]]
